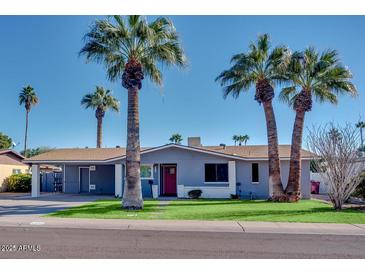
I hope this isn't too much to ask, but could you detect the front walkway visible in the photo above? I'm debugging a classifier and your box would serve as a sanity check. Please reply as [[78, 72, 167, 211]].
[[0, 216, 365, 236], [0, 193, 111, 217]]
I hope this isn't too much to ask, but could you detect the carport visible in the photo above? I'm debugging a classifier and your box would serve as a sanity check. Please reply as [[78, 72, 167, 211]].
[[24, 148, 124, 198], [28, 163, 122, 198]]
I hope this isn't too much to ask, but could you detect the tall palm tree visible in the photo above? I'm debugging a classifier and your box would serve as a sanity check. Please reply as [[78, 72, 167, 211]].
[[356, 120, 365, 151], [169, 133, 183, 144], [19, 85, 38, 158], [81, 86, 120, 148], [280, 48, 357, 201], [232, 134, 239, 146], [80, 15, 186, 209], [216, 34, 290, 200]]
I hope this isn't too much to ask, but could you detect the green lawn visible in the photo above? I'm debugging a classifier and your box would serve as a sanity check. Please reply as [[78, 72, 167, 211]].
[[48, 199, 365, 224]]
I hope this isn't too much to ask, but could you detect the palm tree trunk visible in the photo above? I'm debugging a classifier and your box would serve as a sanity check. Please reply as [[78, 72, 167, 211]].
[[24, 110, 29, 158], [285, 110, 306, 201], [96, 114, 103, 148], [262, 100, 285, 200], [122, 86, 143, 209]]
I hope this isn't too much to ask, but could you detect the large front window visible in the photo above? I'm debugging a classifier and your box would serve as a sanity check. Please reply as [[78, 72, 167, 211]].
[[204, 163, 228, 182]]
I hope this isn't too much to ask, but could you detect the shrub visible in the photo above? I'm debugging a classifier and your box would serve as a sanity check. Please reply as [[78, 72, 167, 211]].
[[5, 174, 31, 192], [353, 171, 365, 199], [188, 189, 202, 199]]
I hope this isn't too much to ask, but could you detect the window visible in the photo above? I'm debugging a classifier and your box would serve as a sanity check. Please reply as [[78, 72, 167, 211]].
[[252, 163, 259, 183], [140, 165, 153, 179], [205, 164, 228, 182], [12, 169, 22, 175]]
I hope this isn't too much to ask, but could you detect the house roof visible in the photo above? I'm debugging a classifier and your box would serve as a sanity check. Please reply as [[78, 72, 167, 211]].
[[0, 149, 25, 159], [203, 145, 313, 159], [25, 148, 128, 162], [24, 144, 314, 164], [0, 149, 27, 166]]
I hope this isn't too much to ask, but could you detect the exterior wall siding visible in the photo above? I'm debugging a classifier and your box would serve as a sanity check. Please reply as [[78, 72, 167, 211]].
[[90, 165, 115, 195], [64, 165, 79, 193], [64, 164, 115, 195], [140, 147, 231, 187], [236, 161, 269, 199], [236, 160, 311, 199], [62, 147, 311, 199]]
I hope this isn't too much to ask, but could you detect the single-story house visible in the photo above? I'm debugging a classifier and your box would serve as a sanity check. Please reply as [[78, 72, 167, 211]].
[[24, 137, 313, 199], [0, 149, 29, 191]]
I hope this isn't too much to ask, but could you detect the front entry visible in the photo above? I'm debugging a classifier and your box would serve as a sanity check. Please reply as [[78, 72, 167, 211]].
[[79, 167, 90, 193], [161, 164, 177, 196]]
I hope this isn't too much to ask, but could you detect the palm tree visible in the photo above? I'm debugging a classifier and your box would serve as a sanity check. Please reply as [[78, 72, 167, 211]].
[[169, 133, 183, 144], [242, 134, 250, 145], [280, 48, 357, 201], [81, 86, 120, 148], [232, 134, 239, 146], [19, 85, 39, 158], [80, 16, 186, 209], [356, 120, 365, 151], [216, 34, 290, 200]]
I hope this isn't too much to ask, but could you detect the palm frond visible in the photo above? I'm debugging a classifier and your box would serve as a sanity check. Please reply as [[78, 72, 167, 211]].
[[217, 33, 290, 100], [81, 86, 120, 112], [282, 46, 357, 109], [80, 15, 186, 86], [278, 86, 297, 105]]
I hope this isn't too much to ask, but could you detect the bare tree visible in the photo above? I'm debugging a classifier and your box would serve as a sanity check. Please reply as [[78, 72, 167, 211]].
[[307, 123, 364, 210]]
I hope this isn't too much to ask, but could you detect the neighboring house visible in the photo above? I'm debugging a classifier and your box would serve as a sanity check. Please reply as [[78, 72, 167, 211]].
[[24, 137, 313, 199], [0, 149, 29, 192]]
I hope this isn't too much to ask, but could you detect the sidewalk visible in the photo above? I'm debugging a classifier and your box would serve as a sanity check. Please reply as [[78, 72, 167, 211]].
[[1, 215, 365, 236]]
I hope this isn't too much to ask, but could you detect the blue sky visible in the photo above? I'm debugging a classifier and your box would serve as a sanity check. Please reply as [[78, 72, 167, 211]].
[[0, 16, 364, 150]]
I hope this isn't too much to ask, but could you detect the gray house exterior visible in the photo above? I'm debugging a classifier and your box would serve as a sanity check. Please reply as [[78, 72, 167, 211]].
[[25, 140, 312, 199]]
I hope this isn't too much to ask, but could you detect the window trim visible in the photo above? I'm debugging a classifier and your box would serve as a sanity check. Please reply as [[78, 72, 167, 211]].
[[251, 163, 259, 184], [140, 164, 154, 180], [204, 163, 229, 183]]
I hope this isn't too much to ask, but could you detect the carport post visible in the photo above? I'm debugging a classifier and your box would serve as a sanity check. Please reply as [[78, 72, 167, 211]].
[[115, 164, 122, 197], [31, 164, 40, 198]]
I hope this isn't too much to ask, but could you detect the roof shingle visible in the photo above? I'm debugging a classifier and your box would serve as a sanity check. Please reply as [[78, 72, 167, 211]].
[[25, 144, 313, 163]]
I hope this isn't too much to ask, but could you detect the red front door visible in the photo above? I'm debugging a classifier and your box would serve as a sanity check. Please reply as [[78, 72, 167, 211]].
[[163, 165, 177, 196]]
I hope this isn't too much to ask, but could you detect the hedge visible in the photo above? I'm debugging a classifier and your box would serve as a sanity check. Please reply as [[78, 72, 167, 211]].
[[5, 174, 31, 192]]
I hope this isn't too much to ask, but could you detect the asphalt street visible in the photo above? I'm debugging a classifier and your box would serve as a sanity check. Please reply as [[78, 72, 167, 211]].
[[1, 226, 364, 259]]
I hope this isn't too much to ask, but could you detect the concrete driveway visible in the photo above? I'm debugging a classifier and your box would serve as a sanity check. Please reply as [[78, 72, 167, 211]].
[[0, 193, 110, 217]]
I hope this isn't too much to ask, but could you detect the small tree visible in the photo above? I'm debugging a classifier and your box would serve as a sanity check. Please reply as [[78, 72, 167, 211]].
[[0, 132, 12, 149], [21, 146, 54, 158], [169, 133, 183, 144], [307, 123, 364, 210]]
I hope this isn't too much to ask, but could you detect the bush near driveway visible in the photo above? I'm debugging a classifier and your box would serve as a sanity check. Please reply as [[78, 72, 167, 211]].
[[5, 174, 31, 192]]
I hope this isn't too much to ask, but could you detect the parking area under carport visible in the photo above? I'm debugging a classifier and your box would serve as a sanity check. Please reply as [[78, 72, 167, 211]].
[[0, 193, 111, 217]]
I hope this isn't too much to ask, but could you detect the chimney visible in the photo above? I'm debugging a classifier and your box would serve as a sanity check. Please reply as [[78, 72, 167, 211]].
[[188, 137, 201, 147]]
